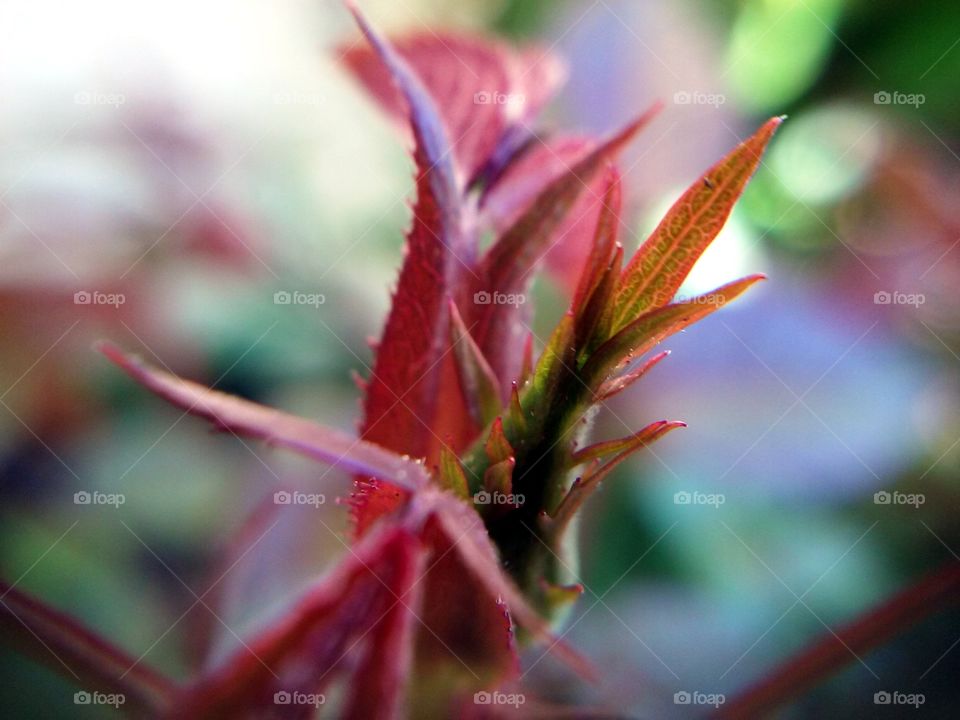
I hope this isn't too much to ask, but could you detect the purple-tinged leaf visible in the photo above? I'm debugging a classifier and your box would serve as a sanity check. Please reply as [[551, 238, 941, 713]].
[[98, 342, 427, 491], [342, 25, 565, 187], [472, 106, 661, 392], [348, 6, 476, 532]]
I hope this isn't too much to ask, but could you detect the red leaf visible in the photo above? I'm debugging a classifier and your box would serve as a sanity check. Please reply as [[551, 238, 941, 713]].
[[552, 420, 686, 530], [348, 7, 478, 532], [0, 581, 176, 717], [613, 117, 783, 330], [97, 342, 427, 491], [173, 525, 423, 720], [596, 349, 671, 401], [472, 107, 660, 392], [341, 26, 565, 185]]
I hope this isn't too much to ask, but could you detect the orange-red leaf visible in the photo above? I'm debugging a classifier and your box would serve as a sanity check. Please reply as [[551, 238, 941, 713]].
[[612, 116, 783, 332]]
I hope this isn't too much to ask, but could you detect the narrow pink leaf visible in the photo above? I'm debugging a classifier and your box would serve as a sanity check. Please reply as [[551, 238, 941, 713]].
[[341, 26, 565, 185], [98, 342, 427, 491]]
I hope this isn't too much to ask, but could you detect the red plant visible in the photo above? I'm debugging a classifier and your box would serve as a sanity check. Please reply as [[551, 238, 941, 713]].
[[0, 6, 792, 718]]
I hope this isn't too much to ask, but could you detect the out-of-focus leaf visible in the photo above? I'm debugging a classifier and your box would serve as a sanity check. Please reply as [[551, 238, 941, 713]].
[[472, 106, 661, 392], [172, 525, 422, 720], [438, 446, 470, 500], [98, 342, 429, 491], [341, 27, 565, 186], [484, 417, 514, 465], [612, 117, 782, 331], [449, 300, 502, 428], [482, 457, 516, 499], [481, 136, 610, 292], [0, 581, 176, 717]]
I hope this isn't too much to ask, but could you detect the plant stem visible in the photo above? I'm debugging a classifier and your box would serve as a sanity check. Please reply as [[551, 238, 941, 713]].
[[716, 560, 960, 719]]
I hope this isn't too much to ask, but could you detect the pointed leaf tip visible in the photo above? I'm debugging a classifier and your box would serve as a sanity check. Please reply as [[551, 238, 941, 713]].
[[613, 117, 781, 330]]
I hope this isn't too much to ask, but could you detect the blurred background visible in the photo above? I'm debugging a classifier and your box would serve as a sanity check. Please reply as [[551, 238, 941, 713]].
[[1, 0, 958, 716]]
